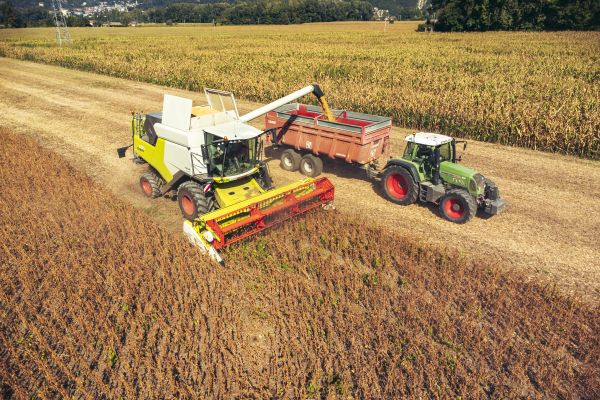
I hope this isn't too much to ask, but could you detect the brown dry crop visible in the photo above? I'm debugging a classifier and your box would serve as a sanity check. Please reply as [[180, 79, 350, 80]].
[[1, 126, 599, 398]]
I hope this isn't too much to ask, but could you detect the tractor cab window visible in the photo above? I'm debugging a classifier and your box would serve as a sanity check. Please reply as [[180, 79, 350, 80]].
[[204, 134, 260, 177], [416, 145, 434, 160], [439, 142, 452, 162], [403, 142, 417, 159]]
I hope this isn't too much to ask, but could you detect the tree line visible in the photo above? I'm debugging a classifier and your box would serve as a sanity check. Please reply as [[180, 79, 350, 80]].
[[0, 0, 374, 27], [431, 0, 599, 31]]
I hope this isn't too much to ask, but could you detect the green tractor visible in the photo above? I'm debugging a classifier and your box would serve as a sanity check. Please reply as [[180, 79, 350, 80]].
[[371, 132, 506, 223]]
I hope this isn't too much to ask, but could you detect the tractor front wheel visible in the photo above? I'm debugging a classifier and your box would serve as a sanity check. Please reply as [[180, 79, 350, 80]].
[[439, 189, 477, 224], [381, 166, 418, 205], [177, 181, 216, 221], [140, 170, 164, 198]]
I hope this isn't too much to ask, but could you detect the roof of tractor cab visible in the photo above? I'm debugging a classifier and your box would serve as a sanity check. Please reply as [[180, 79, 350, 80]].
[[203, 121, 263, 140], [405, 132, 453, 146]]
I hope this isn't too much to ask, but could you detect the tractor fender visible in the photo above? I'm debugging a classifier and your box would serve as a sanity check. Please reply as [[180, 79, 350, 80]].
[[383, 159, 421, 183]]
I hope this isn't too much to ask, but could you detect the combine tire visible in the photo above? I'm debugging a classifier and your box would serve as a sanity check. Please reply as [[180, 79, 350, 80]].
[[139, 171, 164, 198], [381, 166, 418, 205], [439, 189, 476, 224], [177, 181, 216, 221], [299, 154, 323, 177], [280, 149, 301, 172]]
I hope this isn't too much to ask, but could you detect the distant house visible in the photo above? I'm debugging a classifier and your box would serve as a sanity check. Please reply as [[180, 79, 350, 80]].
[[373, 7, 390, 21]]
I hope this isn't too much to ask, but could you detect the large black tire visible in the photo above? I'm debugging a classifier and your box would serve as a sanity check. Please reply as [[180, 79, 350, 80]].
[[381, 166, 418, 205], [280, 149, 301, 172], [439, 188, 477, 224], [139, 170, 164, 198], [177, 181, 216, 221], [299, 154, 323, 177]]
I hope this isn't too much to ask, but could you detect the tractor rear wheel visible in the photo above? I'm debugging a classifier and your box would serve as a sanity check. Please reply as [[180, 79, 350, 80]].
[[439, 189, 477, 224], [177, 181, 216, 221], [280, 149, 301, 172], [299, 154, 323, 177], [381, 166, 418, 205], [139, 170, 164, 198]]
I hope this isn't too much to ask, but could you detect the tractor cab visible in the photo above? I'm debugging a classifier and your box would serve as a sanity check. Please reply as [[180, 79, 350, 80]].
[[402, 132, 461, 183]]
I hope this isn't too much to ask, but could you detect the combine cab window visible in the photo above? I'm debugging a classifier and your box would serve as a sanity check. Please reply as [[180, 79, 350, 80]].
[[205, 134, 260, 177]]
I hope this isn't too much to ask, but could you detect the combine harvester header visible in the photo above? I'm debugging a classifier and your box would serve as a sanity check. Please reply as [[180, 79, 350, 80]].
[[121, 84, 336, 264]]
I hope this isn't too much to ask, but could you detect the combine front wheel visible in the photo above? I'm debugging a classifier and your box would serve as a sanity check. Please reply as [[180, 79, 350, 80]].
[[177, 181, 216, 221], [439, 189, 476, 224], [381, 166, 418, 205]]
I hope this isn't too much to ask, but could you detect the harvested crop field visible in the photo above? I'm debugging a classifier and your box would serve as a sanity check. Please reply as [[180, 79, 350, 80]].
[[0, 23, 599, 157], [1, 127, 599, 398], [0, 58, 599, 302]]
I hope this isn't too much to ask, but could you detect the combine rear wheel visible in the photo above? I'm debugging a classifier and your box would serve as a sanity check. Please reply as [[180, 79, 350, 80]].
[[439, 189, 476, 224], [177, 181, 216, 221], [299, 154, 323, 177], [280, 149, 301, 171], [140, 170, 164, 198], [381, 166, 418, 205]]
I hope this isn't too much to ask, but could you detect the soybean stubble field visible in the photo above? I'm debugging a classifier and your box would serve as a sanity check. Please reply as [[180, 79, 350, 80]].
[[0, 22, 598, 157], [1, 127, 598, 398], [1, 21, 600, 398]]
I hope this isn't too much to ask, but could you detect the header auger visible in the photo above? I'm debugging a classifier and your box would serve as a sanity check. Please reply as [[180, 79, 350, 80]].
[[120, 84, 335, 264]]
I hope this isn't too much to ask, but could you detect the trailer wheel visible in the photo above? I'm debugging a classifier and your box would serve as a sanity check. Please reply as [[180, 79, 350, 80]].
[[280, 149, 301, 172], [299, 154, 323, 177], [140, 170, 164, 198], [439, 189, 477, 224], [177, 181, 216, 221], [381, 166, 418, 205]]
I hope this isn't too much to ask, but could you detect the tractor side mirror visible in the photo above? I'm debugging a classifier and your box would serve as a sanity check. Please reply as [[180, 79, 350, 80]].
[[463, 142, 468, 151], [200, 145, 209, 164]]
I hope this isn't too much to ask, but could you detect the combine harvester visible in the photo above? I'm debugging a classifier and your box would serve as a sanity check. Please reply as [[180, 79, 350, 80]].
[[120, 85, 335, 263]]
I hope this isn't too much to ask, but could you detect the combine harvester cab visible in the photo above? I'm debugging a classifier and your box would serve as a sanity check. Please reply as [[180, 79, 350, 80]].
[[122, 85, 336, 264]]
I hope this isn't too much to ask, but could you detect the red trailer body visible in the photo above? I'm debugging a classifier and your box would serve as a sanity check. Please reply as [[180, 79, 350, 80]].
[[265, 103, 392, 165]]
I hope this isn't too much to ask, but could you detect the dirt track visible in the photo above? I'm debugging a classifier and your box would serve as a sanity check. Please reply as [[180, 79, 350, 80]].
[[1, 58, 598, 300]]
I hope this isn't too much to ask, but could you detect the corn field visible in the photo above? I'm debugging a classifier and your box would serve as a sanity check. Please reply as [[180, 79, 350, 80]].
[[0, 22, 598, 158], [1, 127, 598, 398]]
